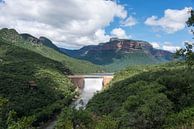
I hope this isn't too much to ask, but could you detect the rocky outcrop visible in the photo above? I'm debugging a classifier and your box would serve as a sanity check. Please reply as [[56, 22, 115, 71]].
[[79, 39, 152, 52]]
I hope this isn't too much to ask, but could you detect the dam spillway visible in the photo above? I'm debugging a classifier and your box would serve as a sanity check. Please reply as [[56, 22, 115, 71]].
[[69, 73, 114, 109], [68, 73, 114, 89], [73, 78, 104, 109]]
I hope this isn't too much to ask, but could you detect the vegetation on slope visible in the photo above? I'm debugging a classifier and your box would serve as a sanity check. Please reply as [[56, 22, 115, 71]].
[[0, 40, 76, 128]]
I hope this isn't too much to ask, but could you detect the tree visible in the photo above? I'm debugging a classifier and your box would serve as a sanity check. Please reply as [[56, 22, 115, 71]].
[[175, 10, 194, 68], [175, 42, 194, 68], [187, 9, 194, 36], [187, 10, 194, 27]]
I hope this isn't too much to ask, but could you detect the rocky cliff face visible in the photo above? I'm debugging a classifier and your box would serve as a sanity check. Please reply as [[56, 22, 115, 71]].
[[79, 39, 152, 52]]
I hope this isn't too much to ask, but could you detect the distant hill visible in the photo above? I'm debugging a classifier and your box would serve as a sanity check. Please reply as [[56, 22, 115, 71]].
[[61, 38, 173, 71]]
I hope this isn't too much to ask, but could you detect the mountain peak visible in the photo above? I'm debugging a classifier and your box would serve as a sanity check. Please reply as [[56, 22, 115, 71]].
[[0, 28, 60, 52], [0, 28, 22, 43]]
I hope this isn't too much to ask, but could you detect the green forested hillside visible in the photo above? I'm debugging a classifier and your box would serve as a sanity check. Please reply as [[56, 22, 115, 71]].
[[85, 62, 194, 129], [0, 41, 75, 128]]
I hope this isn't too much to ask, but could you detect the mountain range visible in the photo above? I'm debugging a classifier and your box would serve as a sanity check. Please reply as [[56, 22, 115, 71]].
[[61, 38, 173, 71], [0, 28, 174, 72]]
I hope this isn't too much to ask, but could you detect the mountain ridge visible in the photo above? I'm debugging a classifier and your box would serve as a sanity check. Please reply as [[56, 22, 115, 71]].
[[0, 28, 103, 73], [20, 33, 60, 52], [60, 38, 173, 71], [0, 28, 173, 72]]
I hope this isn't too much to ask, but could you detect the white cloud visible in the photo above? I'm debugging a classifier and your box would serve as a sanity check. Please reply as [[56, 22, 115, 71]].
[[0, 0, 127, 48], [122, 16, 137, 27], [145, 7, 192, 33], [94, 29, 111, 43], [162, 45, 181, 52], [162, 42, 181, 52], [111, 28, 131, 39], [150, 41, 182, 52], [150, 42, 160, 49]]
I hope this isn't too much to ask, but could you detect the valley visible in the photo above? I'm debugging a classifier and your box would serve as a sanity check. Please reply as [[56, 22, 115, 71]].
[[0, 8, 194, 129]]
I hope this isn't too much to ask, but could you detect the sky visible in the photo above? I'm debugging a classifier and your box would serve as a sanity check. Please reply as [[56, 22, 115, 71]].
[[0, 0, 194, 51]]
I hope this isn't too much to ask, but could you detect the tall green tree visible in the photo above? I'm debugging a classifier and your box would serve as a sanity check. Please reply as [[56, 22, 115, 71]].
[[175, 42, 194, 68], [176, 10, 194, 68], [187, 10, 194, 27]]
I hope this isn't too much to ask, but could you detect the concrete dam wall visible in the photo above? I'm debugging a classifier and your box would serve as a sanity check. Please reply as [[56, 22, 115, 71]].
[[68, 74, 114, 89]]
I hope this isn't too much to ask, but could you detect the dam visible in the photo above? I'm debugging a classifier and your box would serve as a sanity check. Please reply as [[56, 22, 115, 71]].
[[69, 73, 114, 109], [68, 73, 114, 89]]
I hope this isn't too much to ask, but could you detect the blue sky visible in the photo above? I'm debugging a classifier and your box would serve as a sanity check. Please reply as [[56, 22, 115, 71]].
[[0, 0, 193, 51], [105, 0, 194, 51]]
